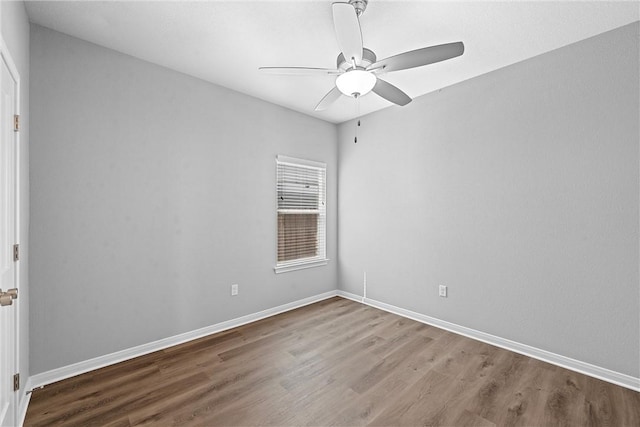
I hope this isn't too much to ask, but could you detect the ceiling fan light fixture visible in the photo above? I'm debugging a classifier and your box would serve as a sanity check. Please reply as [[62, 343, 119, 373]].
[[336, 69, 376, 97]]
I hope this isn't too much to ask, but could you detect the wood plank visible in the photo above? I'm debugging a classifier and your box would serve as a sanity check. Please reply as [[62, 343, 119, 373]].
[[328, 371, 410, 426], [349, 334, 433, 394]]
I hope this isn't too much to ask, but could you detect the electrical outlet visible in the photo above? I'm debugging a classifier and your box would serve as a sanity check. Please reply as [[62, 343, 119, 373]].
[[439, 285, 447, 298], [231, 284, 238, 296]]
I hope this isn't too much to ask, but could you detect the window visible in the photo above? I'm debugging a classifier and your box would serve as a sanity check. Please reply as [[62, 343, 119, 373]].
[[275, 155, 327, 273]]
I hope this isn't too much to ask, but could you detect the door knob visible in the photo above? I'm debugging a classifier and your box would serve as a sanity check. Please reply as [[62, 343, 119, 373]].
[[5, 288, 17, 300]]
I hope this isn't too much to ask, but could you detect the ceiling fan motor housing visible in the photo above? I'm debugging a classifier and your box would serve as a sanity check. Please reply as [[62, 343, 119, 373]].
[[337, 47, 377, 70]]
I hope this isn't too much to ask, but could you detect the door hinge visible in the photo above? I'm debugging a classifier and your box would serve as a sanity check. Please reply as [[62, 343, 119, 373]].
[[13, 373, 19, 391], [14, 115, 20, 132], [13, 244, 19, 262]]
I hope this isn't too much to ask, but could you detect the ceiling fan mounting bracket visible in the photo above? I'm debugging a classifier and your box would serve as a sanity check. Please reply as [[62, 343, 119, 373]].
[[337, 47, 377, 70], [349, 0, 368, 17]]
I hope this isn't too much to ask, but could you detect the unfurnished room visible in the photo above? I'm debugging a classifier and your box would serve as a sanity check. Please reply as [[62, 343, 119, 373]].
[[0, 0, 639, 426]]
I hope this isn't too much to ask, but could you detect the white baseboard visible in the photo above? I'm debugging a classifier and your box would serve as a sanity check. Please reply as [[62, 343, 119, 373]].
[[27, 290, 338, 393], [337, 290, 640, 392], [17, 378, 32, 427]]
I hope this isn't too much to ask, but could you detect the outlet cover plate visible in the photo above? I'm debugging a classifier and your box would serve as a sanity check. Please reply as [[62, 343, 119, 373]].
[[231, 284, 238, 296], [439, 285, 447, 297]]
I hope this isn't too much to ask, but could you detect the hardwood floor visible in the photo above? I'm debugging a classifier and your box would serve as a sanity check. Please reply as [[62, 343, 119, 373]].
[[24, 297, 640, 426]]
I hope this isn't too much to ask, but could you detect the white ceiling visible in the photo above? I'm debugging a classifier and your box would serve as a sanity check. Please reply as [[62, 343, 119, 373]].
[[25, 0, 639, 124]]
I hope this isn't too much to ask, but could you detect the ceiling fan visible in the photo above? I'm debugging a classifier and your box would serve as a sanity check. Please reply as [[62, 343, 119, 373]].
[[259, 0, 465, 111]]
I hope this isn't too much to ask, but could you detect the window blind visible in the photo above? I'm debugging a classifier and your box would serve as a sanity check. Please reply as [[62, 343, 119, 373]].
[[276, 155, 327, 272]]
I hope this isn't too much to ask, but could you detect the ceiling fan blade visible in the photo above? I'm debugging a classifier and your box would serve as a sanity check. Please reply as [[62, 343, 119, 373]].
[[332, 2, 363, 65], [259, 67, 342, 76], [367, 42, 464, 73], [373, 78, 412, 106], [315, 86, 342, 111]]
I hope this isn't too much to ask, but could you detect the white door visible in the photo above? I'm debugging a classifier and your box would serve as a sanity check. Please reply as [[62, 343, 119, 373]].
[[0, 46, 18, 427]]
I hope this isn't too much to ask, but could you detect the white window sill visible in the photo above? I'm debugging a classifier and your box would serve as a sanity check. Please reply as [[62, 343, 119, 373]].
[[274, 259, 329, 274]]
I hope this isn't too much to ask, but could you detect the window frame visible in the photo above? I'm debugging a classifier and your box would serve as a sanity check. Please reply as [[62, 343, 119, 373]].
[[274, 155, 328, 274]]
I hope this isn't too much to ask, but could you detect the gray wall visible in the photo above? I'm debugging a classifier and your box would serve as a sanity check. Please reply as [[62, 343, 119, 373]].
[[338, 22, 639, 377], [30, 25, 337, 374], [1, 0, 30, 400], [29, 19, 640, 380]]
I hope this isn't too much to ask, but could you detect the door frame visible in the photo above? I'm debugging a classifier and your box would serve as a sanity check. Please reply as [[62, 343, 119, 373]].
[[0, 34, 22, 426]]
